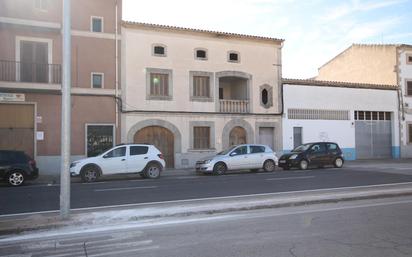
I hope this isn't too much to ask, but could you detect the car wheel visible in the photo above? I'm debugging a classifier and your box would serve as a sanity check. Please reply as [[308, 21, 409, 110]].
[[7, 170, 25, 186], [145, 163, 161, 179], [299, 160, 309, 170], [334, 157, 344, 168], [81, 166, 100, 183], [213, 162, 227, 175], [263, 160, 276, 172]]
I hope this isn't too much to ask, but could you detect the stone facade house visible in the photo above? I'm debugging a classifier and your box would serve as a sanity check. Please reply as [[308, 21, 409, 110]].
[[121, 22, 284, 168]]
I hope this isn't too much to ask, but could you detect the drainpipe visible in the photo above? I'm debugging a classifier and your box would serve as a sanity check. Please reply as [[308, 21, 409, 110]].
[[114, 0, 119, 129], [396, 46, 405, 158]]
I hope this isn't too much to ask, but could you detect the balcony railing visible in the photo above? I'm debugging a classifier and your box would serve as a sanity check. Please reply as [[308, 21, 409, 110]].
[[219, 99, 250, 113], [0, 60, 61, 84]]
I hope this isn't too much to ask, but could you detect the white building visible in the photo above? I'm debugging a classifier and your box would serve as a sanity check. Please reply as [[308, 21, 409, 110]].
[[282, 79, 400, 160], [121, 22, 284, 168], [316, 44, 412, 158]]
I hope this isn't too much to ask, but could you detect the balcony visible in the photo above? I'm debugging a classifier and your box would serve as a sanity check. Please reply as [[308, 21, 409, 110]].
[[219, 75, 250, 113], [0, 60, 61, 84], [219, 99, 250, 113]]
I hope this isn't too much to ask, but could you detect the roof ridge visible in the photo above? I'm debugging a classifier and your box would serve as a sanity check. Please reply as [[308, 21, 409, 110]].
[[122, 20, 284, 43]]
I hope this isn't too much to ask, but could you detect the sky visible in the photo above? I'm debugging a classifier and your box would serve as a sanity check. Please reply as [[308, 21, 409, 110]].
[[123, 0, 412, 79]]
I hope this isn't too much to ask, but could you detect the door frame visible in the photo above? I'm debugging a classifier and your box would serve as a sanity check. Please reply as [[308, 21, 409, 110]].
[[15, 36, 53, 83]]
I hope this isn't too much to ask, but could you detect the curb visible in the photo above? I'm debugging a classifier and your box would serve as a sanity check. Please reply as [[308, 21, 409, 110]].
[[2, 182, 412, 236]]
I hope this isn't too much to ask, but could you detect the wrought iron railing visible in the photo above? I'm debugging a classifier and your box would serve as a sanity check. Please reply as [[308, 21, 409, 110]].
[[0, 60, 61, 84]]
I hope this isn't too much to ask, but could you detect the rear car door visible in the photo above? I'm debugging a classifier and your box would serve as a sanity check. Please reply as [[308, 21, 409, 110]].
[[226, 145, 249, 170], [100, 146, 127, 174], [127, 145, 149, 173], [326, 143, 341, 163], [248, 145, 267, 168]]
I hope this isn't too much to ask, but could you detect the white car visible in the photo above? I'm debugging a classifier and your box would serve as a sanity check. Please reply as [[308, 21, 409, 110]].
[[195, 144, 278, 175], [70, 144, 166, 182]]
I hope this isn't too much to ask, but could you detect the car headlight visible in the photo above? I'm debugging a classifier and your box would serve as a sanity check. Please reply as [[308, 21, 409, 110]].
[[204, 159, 212, 164], [70, 162, 79, 168], [289, 154, 298, 160]]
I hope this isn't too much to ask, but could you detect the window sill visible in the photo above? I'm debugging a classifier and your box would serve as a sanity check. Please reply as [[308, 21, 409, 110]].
[[191, 97, 213, 102], [147, 96, 173, 101]]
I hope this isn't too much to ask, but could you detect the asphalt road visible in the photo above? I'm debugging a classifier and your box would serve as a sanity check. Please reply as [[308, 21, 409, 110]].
[[2, 195, 412, 257], [1, 164, 412, 215]]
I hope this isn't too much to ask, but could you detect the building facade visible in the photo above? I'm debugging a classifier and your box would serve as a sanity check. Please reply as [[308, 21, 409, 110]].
[[316, 44, 412, 158], [0, 0, 122, 174], [121, 22, 284, 168], [282, 79, 400, 160]]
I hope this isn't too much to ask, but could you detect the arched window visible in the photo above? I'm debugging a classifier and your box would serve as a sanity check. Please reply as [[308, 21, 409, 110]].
[[260, 84, 273, 108], [195, 48, 207, 60], [152, 44, 167, 57]]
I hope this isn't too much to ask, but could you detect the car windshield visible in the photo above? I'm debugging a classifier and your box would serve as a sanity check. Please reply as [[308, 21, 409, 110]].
[[217, 145, 237, 155], [292, 143, 312, 152]]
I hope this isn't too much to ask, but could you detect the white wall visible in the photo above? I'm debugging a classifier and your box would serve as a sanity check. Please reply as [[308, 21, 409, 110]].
[[282, 84, 400, 159]]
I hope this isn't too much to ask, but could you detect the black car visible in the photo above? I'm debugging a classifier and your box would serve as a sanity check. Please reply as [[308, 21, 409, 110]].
[[278, 142, 344, 170], [0, 150, 39, 186]]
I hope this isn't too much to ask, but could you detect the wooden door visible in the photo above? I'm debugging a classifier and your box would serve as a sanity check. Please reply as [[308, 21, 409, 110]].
[[229, 126, 247, 146], [0, 104, 35, 157], [134, 126, 174, 168]]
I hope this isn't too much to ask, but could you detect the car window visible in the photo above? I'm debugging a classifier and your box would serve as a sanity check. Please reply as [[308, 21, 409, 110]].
[[231, 146, 248, 156], [104, 147, 126, 158], [250, 146, 265, 154], [311, 144, 326, 153], [130, 146, 149, 156], [292, 143, 311, 152], [327, 143, 338, 151]]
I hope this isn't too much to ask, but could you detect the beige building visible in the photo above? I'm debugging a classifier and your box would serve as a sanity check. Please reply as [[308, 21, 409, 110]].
[[0, 0, 122, 174], [121, 22, 284, 168], [317, 44, 412, 157]]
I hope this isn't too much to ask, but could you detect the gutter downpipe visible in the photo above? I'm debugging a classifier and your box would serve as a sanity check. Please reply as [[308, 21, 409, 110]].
[[396, 46, 406, 159], [115, 0, 119, 129]]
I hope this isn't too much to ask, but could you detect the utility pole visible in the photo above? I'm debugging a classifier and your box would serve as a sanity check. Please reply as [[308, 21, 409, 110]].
[[60, 0, 71, 219]]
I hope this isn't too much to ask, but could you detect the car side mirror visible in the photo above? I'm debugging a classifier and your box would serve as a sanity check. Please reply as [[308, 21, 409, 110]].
[[103, 154, 109, 158], [230, 152, 238, 157]]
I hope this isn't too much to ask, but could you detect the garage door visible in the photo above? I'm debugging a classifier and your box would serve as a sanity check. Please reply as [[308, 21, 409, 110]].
[[258, 127, 275, 150], [355, 111, 392, 159], [0, 104, 35, 157]]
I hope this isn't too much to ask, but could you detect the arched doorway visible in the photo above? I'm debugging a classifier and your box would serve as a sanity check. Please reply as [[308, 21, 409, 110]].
[[229, 126, 247, 146], [134, 126, 174, 168]]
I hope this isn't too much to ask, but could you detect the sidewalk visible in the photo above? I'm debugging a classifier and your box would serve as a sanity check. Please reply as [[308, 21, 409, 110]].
[[1, 181, 412, 237]]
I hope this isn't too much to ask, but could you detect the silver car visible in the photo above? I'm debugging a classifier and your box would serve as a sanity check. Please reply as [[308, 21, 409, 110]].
[[195, 144, 278, 175]]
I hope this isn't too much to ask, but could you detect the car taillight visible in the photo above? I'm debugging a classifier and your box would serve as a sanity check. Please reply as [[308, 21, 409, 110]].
[[158, 154, 164, 159], [29, 159, 36, 167]]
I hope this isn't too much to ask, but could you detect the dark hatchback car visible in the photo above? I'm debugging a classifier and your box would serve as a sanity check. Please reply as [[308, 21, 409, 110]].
[[278, 142, 344, 170], [0, 150, 38, 186]]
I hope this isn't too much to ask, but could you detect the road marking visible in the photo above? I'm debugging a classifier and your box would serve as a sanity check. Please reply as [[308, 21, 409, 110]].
[[94, 186, 157, 192], [2, 181, 412, 218], [175, 176, 200, 179], [266, 176, 315, 181]]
